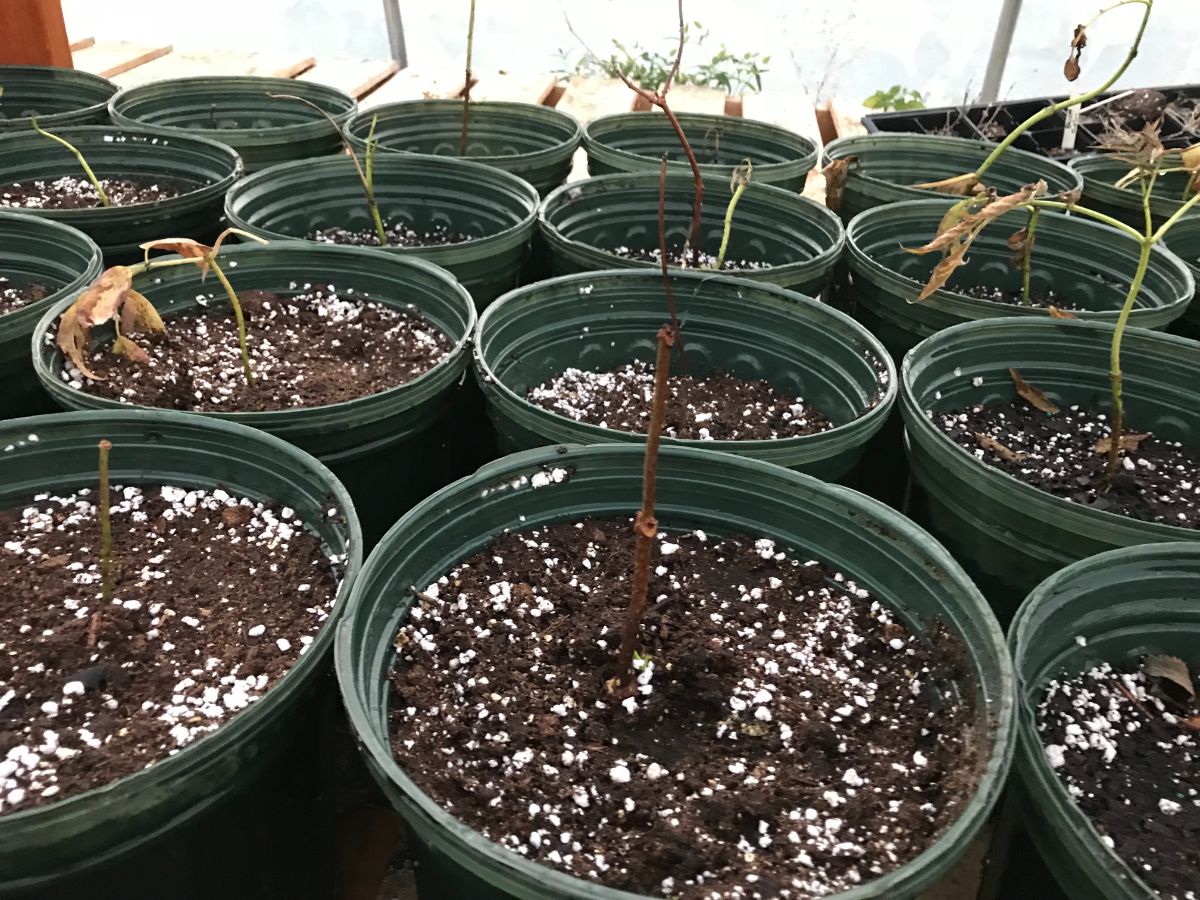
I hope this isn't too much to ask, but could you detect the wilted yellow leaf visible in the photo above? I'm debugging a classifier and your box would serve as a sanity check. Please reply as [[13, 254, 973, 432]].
[[140, 237, 214, 275], [1094, 431, 1151, 455], [973, 432, 1027, 461], [913, 173, 984, 196], [119, 289, 166, 335], [1048, 306, 1077, 319], [112, 334, 149, 364], [1010, 368, 1059, 415]]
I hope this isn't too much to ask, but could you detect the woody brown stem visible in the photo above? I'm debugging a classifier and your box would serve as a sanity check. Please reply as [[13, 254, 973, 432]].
[[612, 0, 704, 266], [612, 326, 674, 696], [459, 0, 476, 156], [610, 158, 680, 697], [88, 439, 113, 649]]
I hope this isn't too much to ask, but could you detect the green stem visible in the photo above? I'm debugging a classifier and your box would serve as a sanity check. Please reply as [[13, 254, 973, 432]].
[[1106, 237, 1153, 476], [1021, 207, 1039, 305], [459, 0, 477, 156], [1150, 188, 1200, 242], [1028, 199, 1145, 241], [713, 183, 746, 270], [973, 0, 1153, 183], [32, 119, 110, 207], [364, 115, 387, 246], [208, 257, 254, 385]]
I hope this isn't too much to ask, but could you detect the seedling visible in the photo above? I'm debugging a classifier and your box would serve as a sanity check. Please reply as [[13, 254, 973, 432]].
[[609, 156, 680, 698], [459, 0, 477, 156], [87, 439, 113, 649], [268, 93, 387, 246], [57, 228, 269, 386], [31, 118, 110, 207], [863, 85, 925, 112], [906, 0, 1200, 477], [713, 158, 752, 270]]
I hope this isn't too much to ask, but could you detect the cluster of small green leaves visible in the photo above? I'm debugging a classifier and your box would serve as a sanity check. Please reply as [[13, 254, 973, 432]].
[[557, 21, 769, 95], [862, 85, 926, 112]]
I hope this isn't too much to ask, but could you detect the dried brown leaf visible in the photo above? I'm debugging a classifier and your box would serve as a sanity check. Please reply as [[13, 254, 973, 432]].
[[112, 334, 149, 364], [913, 173, 984, 196], [1048, 306, 1077, 319], [1065, 24, 1086, 81], [1007, 227, 1029, 270], [36, 553, 71, 569], [1010, 368, 1059, 415], [936, 196, 980, 238], [1058, 187, 1082, 208], [56, 302, 100, 381], [75, 266, 133, 327], [1093, 432, 1151, 455], [119, 289, 166, 335], [973, 432, 1027, 461], [822, 157, 853, 213], [1143, 654, 1195, 699], [140, 237, 214, 275]]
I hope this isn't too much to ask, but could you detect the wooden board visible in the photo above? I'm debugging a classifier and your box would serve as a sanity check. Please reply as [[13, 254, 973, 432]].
[[0, 0, 72, 67], [632, 82, 727, 115], [108, 49, 315, 88], [356, 67, 465, 108], [553, 75, 634, 124], [72, 40, 172, 80], [299, 57, 399, 100], [470, 71, 558, 106], [826, 97, 870, 140]]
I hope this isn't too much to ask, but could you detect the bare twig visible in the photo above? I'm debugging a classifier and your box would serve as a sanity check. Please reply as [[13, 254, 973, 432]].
[[459, 0, 477, 156], [610, 158, 679, 697], [610, 0, 705, 265], [88, 439, 113, 649]]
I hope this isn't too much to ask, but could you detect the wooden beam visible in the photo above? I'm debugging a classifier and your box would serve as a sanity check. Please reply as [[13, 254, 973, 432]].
[[351, 60, 400, 101], [0, 0, 73, 67], [69, 36, 95, 53], [274, 57, 316, 79], [73, 42, 174, 80]]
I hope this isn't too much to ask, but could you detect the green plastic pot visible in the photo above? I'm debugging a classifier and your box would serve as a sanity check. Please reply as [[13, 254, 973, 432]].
[[0, 408, 360, 895], [1010, 542, 1200, 899], [822, 134, 1083, 223], [345, 99, 581, 196], [1164, 215, 1200, 337], [584, 111, 818, 191], [224, 154, 539, 309], [538, 172, 845, 296], [474, 269, 893, 482], [31, 240, 477, 548], [336, 442, 1015, 900], [847, 198, 1195, 359], [901, 317, 1200, 620], [108, 76, 356, 173], [0, 211, 101, 419], [1069, 153, 1200, 229], [0, 125, 242, 265], [0, 65, 116, 132]]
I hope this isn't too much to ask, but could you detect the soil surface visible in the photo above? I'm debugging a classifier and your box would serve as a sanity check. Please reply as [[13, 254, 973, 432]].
[[0, 174, 197, 210], [0, 276, 53, 316], [68, 285, 452, 412], [388, 517, 981, 898], [1038, 656, 1200, 899], [0, 481, 344, 815], [611, 244, 771, 271], [308, 223, 472, 248], [937, 390, 1200, 528], [528, 360, 835, 441], [955, 284, 1082, 312]]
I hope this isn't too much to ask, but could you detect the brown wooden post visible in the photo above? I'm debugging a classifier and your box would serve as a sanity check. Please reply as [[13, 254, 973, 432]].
[[0, 0, 73, 68]]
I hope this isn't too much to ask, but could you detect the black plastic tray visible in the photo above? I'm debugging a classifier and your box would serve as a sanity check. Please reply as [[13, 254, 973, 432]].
[[862, 85, 1200, 159]]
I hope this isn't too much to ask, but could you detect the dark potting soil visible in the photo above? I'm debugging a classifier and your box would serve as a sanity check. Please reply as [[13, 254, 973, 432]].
[[0, 276, 54, 316], [527, 360, 834, 441], [1038, 656, 1200, 898], [308, 222, 473, 249], [67, 285, 452, 412], [612, 244, 770, 271], [937, 391, 1200, 528], [955, 283, 1082, 312], [388, 518, 981, 898], [0, 481, 343, 815], [0, 174, 198, 210]]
